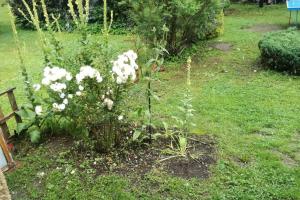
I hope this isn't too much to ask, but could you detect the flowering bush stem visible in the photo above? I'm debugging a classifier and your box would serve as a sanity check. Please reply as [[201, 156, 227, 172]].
[[8, 5, 35, 106]]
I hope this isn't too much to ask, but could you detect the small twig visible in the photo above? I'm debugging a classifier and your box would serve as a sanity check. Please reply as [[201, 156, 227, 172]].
[[158, 155, 180, 163], [187, 137, 200, 142], [187, 137, 210, 146]]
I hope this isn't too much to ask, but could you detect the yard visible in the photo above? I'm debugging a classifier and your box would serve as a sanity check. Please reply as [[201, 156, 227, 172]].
[[1, 2, 300, 200]]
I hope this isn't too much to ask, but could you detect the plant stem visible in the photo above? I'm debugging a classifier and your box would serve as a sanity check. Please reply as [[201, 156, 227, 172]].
[[8, 5, 35, 106], [147, 80, 153, 141]]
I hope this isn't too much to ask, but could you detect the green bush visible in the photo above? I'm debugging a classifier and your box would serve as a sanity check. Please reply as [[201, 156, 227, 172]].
[[128, 0, 224, 55], [9, 0, 130, 30], [258, 29, 300, 75], [222, 0, 231, 9]]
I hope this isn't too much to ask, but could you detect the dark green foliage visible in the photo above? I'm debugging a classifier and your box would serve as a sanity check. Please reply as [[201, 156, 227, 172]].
[[222, 0, 231, 9], [128, 0, 224, 55], [258, 29, 300, 75], [9, 0, 131, 30], [88, 1, 130, 24], [9, 0, 69, 29]]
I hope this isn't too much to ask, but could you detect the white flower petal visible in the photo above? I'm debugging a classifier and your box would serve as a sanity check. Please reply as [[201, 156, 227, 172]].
[[35, 106, 43, 116]]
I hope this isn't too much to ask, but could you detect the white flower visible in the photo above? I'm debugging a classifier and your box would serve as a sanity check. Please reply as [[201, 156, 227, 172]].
[[66, 73, 73, 81], [50, 82, 67, 92], [96, 76, 103, 83], [63, 99, 68, 105], [68, 94, 73, 99], [33, 84, 41, 91], [76, 66, 103, 84], [60, 93, 65, 99], [76, 73, 84, 84], [70, 170, 76, 175], [58, 104, 66, 111], [53, 103, 59, 109], [111, 50, 138, 84], [42, 66, 72, 86], [76, 91, 82, 96], [53, 103, 65, 112], [35, 106, 43, 116], [37, 172, 45, 178], [103, 98, 114, 110], [42, 78, 51, 86], [116, 77, 123, 84], [43, 66, 67, 81], [79, 85, 84, 91], [118, 115, 124, 121]]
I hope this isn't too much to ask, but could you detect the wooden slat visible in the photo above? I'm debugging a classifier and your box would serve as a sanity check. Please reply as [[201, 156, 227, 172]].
[[0, 112, 15, 125], [0, 87, 16, 97], [0, 128, 14, 168], [7, 91, 22, 123], [0, 109, 10, 140]]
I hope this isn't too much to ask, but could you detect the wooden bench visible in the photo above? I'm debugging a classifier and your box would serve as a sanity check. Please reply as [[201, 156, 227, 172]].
[[0, 88, 21, 171]]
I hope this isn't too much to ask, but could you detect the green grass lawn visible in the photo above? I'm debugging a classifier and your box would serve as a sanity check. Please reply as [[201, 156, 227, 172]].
[[1, 3, 300, 200]]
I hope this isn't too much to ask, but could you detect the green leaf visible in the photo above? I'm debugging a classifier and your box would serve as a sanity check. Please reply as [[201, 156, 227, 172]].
[[162, 121, 168, 130], [151, 92, 160, 101], [29, 130, 41, 143], [16, 108, 36, 120], [152, 133, 162, 139], [135, 107, 144, 117], [146, 59, 156, 67], [133, 130, 142, 141], [16, 123, 28, 134], [23, 104, 34, 109], [179, 136, 187, 155], [144, 110, 151, 119], [15, 109, 27, 118]]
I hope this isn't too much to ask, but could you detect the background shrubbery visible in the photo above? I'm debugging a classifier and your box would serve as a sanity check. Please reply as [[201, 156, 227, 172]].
[[10, 0, 224, 55], [129, 0, 224, 55], [9, 0, 131, 30], [258, 29, 300, 75]]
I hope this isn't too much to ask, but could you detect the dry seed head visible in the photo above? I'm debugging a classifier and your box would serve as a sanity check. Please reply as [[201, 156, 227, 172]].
[[187, 56, 192, 86], [40, 0, 50, 28]]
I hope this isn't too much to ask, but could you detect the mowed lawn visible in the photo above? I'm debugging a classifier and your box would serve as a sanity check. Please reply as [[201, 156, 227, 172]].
[[1, 2, 300, 200]]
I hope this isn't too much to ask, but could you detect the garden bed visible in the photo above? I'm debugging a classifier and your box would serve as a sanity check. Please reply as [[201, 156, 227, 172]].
[[14, 134, 217, 180]]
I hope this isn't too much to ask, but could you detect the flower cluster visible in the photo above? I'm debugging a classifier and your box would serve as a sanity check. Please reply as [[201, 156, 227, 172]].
[[42, 66, 72, 86], [76, 66, 103, 84], [52, 102, 66, 112], [34, 51, 138, 116], [38, 66, 74, 112], [112, 50, 138, 84], [101, 89, 114, 110], [49, 82, 67, 93], [103, 98, 114, 110]]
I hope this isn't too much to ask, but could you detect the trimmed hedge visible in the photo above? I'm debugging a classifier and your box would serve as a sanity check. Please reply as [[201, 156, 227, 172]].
[[258, 29, 300, 75]]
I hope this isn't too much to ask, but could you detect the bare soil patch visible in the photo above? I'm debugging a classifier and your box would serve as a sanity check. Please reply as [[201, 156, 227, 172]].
[[209, 42, 233, 52], [271, 149, 298, 168], [163, 136, 216, 179], [224, 8, 240, 16], [77, 134, 217, 180], [246, 24, 284, 33]]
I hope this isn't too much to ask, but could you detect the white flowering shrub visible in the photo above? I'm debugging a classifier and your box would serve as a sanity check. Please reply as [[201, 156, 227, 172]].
[[37, 50, 138, 113], [12, 0, 142, 150], [17, 50, 139, 149]]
